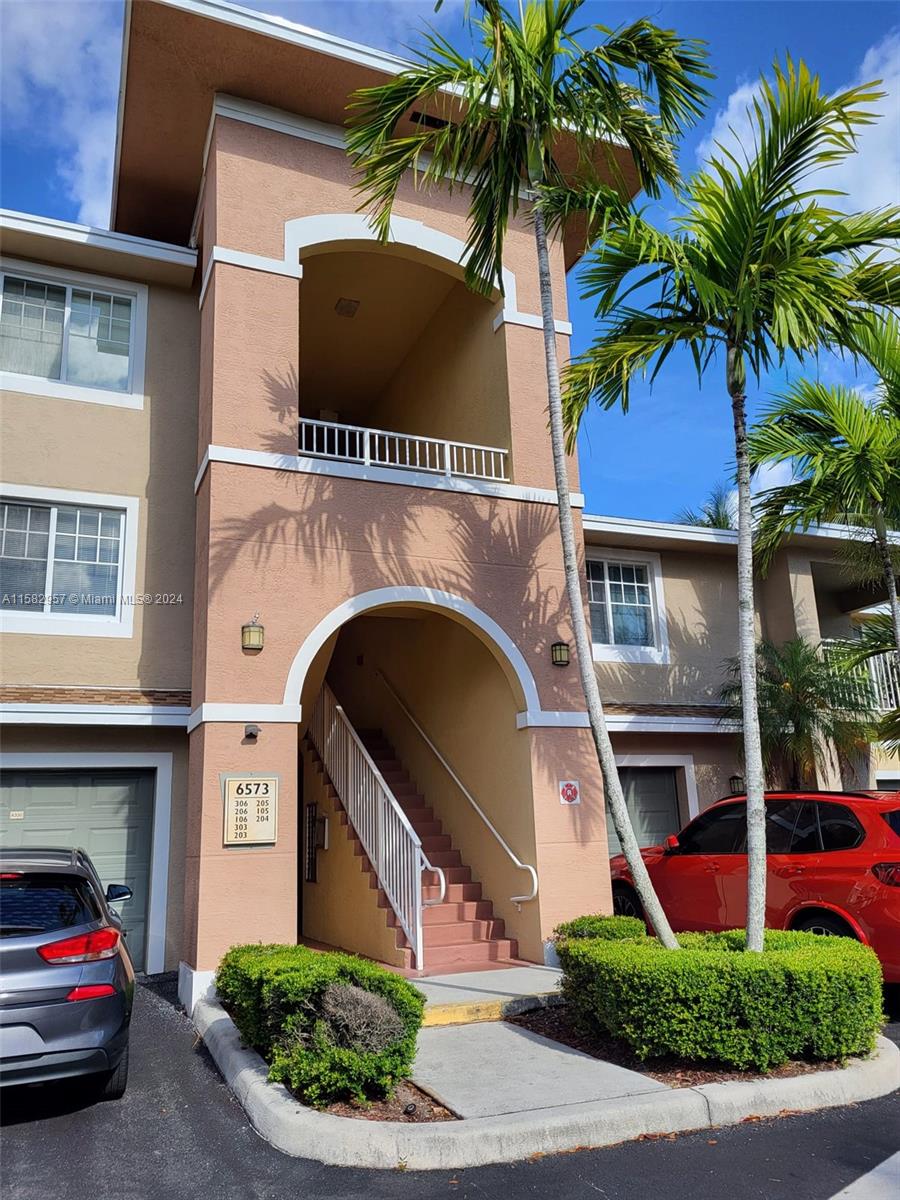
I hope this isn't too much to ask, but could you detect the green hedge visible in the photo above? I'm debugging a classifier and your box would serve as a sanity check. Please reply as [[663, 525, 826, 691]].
[[217, 944, 425, 1107], [556, 929, 883, 1071], [554, 914, 646, 941]]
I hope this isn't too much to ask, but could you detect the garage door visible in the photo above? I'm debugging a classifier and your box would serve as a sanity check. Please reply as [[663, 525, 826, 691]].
[[607, 767, 681, 857], [0, 769, 154, 971]]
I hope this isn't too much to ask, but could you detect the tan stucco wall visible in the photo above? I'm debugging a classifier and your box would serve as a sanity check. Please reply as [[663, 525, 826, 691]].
[[0, 281, 198, 690], [300, 743, 406, 967], [370, 280, 512, 460], [0, 724, 188, 970]]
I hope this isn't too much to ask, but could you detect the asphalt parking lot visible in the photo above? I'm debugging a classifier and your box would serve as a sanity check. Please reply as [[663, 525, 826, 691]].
[[1, 976, 898, 1200]]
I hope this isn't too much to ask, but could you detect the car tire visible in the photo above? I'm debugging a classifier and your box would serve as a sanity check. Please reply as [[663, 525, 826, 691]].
[[612, 883, 644, 921], [98, 1043, 129, 1101], [793, 912, 856, 939]]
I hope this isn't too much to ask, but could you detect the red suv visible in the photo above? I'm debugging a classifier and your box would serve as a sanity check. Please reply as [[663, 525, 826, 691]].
[[608, 791, 900, 982]]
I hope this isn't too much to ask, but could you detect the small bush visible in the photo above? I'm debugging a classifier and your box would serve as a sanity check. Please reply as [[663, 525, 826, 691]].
[[216, 944, 425, 1107], [555, 914, 646, 942], [556, 929, 883, 1072]]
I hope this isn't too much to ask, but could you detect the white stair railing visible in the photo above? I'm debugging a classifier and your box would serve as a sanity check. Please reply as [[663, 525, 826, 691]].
[[375, 669, 538, 908], [308, 683, 446, 969], [822, 641, 900, 712], [299, 416, 510, 483]]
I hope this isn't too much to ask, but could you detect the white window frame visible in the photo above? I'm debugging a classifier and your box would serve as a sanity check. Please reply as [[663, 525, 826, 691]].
[[0, 483, 139, 638], [587, 546, 670, 665], [0, 258, 147, 410]]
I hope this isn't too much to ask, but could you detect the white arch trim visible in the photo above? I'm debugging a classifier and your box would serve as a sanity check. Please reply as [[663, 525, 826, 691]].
[[283, 212, 516, 306], [283, 586, 541, 713]]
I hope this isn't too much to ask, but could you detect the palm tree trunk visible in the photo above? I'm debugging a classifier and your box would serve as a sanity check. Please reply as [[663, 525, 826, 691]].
[[532, 207, 678, 948], [727, 343, 766, 952], [872, 507, 900, 671]]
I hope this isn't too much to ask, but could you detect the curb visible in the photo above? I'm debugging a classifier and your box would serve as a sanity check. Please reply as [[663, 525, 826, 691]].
[[194, 999, 900, 1170], [422, 990, 563, 1027]]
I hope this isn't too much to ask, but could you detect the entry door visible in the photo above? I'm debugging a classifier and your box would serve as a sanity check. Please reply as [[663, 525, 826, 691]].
[[0, 769, 154, 970], [607, 767, 681, 856]]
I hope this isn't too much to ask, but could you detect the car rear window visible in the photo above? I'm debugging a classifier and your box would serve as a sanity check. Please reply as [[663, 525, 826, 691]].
[[0, 873, 100, 936], [883, 810, 900, 838]]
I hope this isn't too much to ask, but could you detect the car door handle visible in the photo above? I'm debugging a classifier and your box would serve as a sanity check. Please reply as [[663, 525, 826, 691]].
[[702, 863, 719, 873], [779, 865, 806, 877]]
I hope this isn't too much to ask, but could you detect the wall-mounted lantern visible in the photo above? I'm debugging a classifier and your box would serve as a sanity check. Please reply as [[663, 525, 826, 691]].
[[241, 613, 264, 653], [551, 641, 570, 668], [729, 774, 745, 795]]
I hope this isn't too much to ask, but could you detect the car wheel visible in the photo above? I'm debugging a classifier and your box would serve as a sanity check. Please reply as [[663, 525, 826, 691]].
[[793, 912, 856, 939], [98, 1043, 129, 1101], [612, 884, 644, 921]]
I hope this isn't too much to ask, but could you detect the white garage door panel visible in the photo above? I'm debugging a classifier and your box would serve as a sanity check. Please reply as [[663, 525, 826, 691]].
[[607, 767, 681, 857], [0, 770, 154, 971]]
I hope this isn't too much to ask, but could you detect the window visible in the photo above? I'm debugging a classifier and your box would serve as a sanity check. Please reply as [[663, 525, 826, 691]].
[[0, 486, 138, 638], [816, 802, 865, 852], [1, 499, 123, 617], [587, 550, 669, 664], [0, 262, 146, 408], [765, 799, 819, 853], [678, 802, 746, 854]]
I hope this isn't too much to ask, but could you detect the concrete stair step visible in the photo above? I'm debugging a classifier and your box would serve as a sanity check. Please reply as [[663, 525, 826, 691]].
[[420, 833, 452, 853], [425, 849, 462, 868], [408, 817, 442, 837], [423, 939, 519, 967], [422, 900, 494, 924], [424, 881, 482, 902], [422, 865, 472, 887], [423, 919, 506, 946]]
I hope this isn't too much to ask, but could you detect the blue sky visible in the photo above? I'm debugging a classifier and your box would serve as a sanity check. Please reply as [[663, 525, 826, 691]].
[[1, 1, 898, 520]]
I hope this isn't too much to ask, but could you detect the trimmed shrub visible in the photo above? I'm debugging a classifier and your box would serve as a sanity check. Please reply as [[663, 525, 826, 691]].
[[554, 914, 646, 942], [556, 929, 883, 1072], [216, 944, 425, 1107]]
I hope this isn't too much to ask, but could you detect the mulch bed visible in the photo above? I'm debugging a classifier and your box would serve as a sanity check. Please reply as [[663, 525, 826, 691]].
[[509, 1005, 844, 1088], [321, 1079, 457, 1122]]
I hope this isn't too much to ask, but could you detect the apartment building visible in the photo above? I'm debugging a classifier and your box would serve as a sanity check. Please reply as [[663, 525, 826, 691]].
[[1, 0, 897, 1009]]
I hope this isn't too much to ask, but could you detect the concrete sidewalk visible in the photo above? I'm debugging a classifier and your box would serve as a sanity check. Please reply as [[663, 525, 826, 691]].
[[417, 965, 562, 1025], [413, 1021, 666, 1118]]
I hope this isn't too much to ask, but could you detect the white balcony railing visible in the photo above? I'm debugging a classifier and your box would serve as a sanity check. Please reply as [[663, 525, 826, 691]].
[[299, 416, 510, 483], [823, 641, 900, 712]]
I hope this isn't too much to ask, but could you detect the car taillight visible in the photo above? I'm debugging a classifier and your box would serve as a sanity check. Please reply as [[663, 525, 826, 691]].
[[871, 863, 900, 887], [66, 985, 116, 1002], [0, 872, 23, 879], [37, 928, 120, 963]]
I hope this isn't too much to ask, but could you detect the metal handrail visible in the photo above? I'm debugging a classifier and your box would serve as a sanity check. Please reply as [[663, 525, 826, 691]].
[[375, 669, 539, 908], [298, 416, 510, 483], [822, 640, 900, 711], [308, 683, 446, 969]]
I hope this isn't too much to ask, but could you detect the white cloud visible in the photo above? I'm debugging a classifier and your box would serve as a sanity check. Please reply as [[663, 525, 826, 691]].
[[696, 31, 900, 223], [695, 80, 762, 168], [1, 0, 121, 227]]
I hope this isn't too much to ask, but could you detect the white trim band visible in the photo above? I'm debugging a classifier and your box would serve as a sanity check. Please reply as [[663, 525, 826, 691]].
[[195, 444, 584, 508], [493, 308, 572, 336], [0, 703, 190, 727], [198, 244, 303, 309], [0, 209, 196, 270], [187, 703, 302, 732], [605, 714, 739, 734]]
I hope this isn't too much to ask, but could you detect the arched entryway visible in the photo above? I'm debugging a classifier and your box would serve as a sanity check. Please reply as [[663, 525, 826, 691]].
[[288, 591, 542, 971]]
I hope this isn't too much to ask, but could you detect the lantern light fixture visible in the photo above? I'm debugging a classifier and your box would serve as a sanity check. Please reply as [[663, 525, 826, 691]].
[[241, 613, 264, 652], [729, 774, 745, 795], [551, 641, 570, 668]]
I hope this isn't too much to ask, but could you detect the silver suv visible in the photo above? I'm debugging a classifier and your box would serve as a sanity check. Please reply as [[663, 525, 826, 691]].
[[0, 848, 135, 1099]]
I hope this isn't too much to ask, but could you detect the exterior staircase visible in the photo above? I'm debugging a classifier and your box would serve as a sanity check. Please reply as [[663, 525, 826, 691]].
[[359, 731, 519, 971]]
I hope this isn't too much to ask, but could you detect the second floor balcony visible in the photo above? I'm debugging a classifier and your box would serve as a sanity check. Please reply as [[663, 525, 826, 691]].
[[823, 640, 900, 712], [299, 416, 509, 484]]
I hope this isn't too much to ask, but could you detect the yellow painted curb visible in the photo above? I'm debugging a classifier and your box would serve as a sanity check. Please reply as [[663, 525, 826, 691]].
[[422, 991, 561, 1027]]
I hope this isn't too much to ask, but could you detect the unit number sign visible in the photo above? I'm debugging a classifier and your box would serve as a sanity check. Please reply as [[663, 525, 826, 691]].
[[222, 775, 279, 845]]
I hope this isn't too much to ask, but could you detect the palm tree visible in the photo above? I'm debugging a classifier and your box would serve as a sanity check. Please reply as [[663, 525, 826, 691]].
[[676, 482, 736, 529], [347, 0, 711, 947], [559, 59, 900, 950], [750, 377, 900, 673], [721, 638, 879, 790]]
